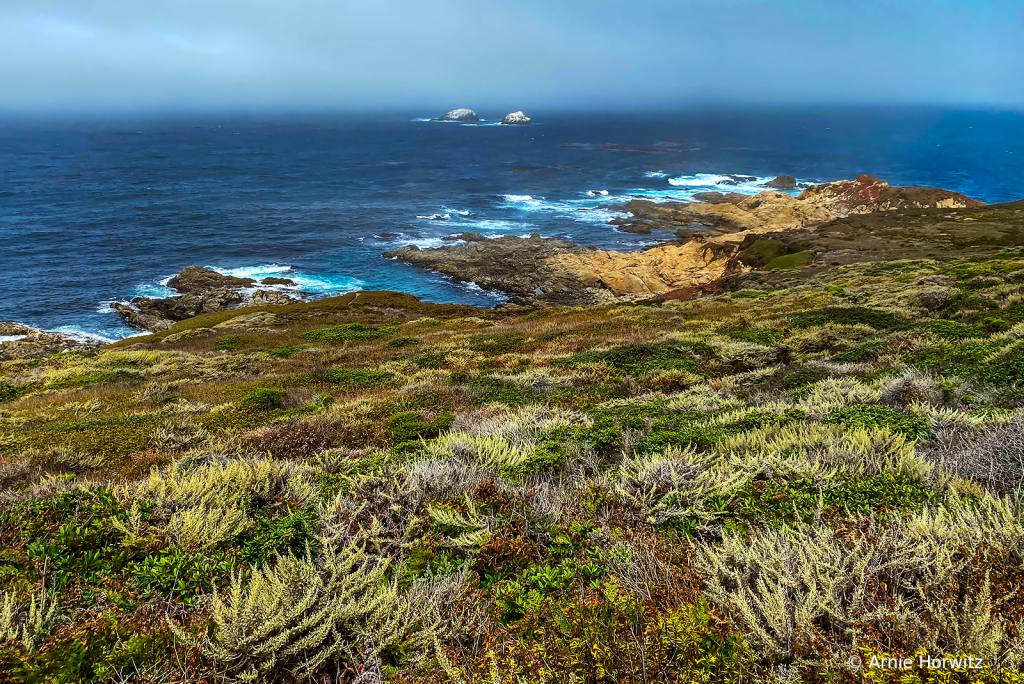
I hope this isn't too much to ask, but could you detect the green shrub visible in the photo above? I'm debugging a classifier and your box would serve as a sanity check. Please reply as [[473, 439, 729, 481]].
[[241, 388, 286, 410], [726, 329, 785, 346], [556, 342, 710, 377], [469, 334, 530, 355], [387, 411, 454, 444], [909, 343, 992, 377], [324, 368, 398, 388], [0, 382, 24, 403], [388, 337, 421, 348], [782, 366, 829, 389], [411, 352, 449, 369], [215, 334, 252, 351], [978, 346, 1024, 385], [788, 306, 905, 331], [824, 404, 930, 440], [133, 546, 235, 603], [981, 316, 1013, 333], [769, 251, 814, 269], [263, 345, 305, 359], [299, 323, 398, 344], [924, 319, 985, 340], [234, 509, 318, 565], [831, 343, 880, 362], [739, 238, 787, 266]]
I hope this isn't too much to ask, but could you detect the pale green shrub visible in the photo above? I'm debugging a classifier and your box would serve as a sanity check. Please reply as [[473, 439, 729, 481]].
[[699, 524, 894, 663], [490, 367, 575, 394], [167, 506, 251, 550], [719, 424, 932, 482], [419, 406, 591, 476], [172, 541, 440, 681], [792, 377, 882, 419], [136, 455, 315, 511], [0, 589, 58, 653], [786, 323, 875, 353], [616, 448, 746, 525]]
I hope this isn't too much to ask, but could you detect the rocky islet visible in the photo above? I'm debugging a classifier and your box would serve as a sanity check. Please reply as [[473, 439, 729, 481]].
[[110, 266, 302, 332]]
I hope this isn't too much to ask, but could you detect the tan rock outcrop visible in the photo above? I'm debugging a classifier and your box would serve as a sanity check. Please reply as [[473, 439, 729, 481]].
[[545, 241, 748, 296]]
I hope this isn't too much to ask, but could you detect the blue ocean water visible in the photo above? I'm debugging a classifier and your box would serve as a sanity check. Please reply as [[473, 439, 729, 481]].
[[1, 107, 1022, 340]]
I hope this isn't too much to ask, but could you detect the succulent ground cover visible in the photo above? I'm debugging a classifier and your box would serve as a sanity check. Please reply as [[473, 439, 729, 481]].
[[6, 255, 1024, 682]]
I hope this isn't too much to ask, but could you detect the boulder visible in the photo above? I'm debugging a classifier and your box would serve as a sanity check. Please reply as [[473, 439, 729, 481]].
[[0, 323, 32, 337], [110, 302, 175, 333], [439, 109, 479, 122], [111, 287, 245, 332], [241, 290, 301, 307], [501, 111, 532, 125], [764, 175, 798, 190], [261, 276, 296, 286], [214, 312, 280, 330], [167, 266, 255, 294]]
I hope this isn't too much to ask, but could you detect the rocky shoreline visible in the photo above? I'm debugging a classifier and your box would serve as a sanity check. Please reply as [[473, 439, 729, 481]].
[[109, 266, 302, 332], [0, 323, 105, 362], [2, 175, 1007, 361], [383, 175, 986, 306]]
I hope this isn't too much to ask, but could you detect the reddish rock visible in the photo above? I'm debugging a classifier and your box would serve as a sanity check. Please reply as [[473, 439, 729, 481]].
[[655, 277, 735, 301]]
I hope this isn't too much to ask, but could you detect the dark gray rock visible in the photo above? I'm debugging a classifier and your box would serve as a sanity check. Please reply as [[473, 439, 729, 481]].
[[167, 266, 255, 294], [764, 175, 798, 190]]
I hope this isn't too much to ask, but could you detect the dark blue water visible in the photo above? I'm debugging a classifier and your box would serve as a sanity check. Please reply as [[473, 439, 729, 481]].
[[1, 107, 1022, 339]]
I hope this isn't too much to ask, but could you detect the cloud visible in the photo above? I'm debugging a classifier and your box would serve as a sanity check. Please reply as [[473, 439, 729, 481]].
[[0, 0, 1020, 112]]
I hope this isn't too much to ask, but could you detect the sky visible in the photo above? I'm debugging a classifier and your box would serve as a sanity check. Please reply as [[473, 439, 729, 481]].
[[0, 0, 1021, 113]]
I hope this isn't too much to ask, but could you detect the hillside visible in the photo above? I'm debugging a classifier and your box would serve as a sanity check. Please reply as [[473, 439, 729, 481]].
[[5, 248, 1024, 681]]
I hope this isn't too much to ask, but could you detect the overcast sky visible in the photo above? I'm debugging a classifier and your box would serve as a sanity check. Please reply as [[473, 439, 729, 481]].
[[1, 0, 1021, 113]]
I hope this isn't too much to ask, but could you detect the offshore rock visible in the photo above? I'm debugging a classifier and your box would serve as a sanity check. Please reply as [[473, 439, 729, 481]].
[[501, 111, 532, 125], [111, 287, 245, 332], [167, 266, 256, 294], [764, 175, 798, 190], [439, 109, 479, 122]]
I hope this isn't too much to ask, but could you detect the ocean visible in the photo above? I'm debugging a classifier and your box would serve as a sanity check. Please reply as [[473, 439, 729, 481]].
[[1, 107, 1022, 340]]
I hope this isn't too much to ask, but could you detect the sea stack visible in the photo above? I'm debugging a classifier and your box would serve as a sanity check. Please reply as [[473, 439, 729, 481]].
[[439, 109, 479, 122], [501, 111, 532, 125]]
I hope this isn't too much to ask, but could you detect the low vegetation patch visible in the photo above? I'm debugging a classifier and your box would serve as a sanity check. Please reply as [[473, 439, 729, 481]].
[[5, 254, 1024, 681]]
